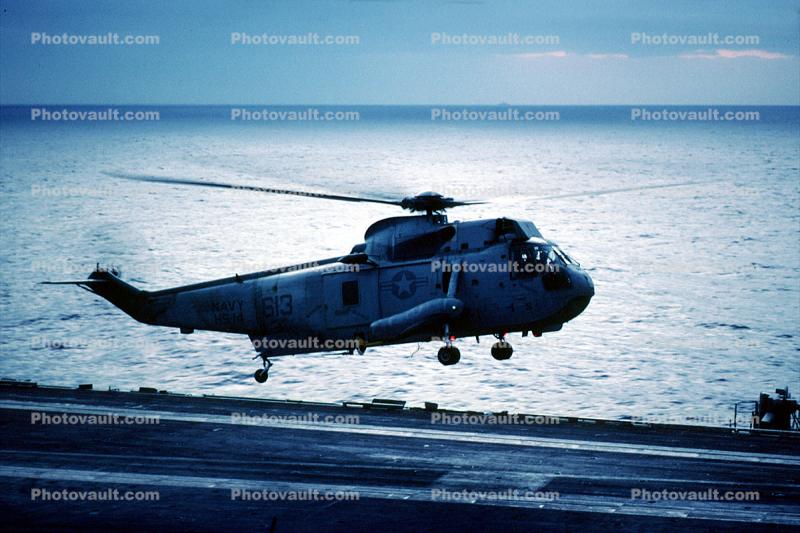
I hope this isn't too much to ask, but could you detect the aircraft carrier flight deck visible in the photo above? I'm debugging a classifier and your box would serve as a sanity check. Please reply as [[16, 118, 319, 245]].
[[1, 380, 798, 532]]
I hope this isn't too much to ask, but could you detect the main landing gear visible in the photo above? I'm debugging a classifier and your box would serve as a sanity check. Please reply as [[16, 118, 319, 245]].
[[437, 345, 461, 366], [437, 324, 461, 366], [436, 329, 515, 365], [491, 334, 513, 361], [254, 358, 273, 383]]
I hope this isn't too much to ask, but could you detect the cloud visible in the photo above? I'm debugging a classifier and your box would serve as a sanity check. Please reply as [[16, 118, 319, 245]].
[[585, 53, 629, 60], [680, 49, 790, 60], [510, 51, 570, 60], [507, 51, 628, 60]]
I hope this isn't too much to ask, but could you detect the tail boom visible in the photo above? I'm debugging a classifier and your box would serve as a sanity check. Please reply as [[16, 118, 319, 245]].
[[48, 268, 258, 334]]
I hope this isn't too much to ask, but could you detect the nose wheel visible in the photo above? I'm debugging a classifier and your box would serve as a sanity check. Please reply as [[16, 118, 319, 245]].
[[254, 358, 273, 383]]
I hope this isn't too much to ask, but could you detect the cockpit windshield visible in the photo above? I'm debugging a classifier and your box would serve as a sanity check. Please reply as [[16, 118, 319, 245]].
[[511, 239, 577, 277], [512, 241, 559, 277], [551, 243, 578, 266]]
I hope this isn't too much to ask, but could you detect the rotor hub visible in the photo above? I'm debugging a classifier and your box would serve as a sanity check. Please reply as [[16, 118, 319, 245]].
[[401, 192, 457, 213]]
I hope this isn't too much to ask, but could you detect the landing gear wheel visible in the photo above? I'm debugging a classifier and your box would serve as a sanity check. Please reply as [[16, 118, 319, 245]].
[[253, 358, 273, 383], [348, 335, 367, 355], [356, 335, 367, 355], [437, 346, 461, 366], [491, 341, 513, 361]]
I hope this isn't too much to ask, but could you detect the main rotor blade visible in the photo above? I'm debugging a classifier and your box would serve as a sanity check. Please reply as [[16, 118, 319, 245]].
[[104, 172, 403, 207], [530, 179, 722, 201], [450, 200, 487, 207]]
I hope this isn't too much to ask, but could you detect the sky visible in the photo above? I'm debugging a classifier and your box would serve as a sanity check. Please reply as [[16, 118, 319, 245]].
[[0, 0, 798, 105]]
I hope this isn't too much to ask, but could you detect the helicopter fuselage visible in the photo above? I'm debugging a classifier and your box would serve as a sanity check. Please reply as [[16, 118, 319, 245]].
[[78, 215, 594, 360]]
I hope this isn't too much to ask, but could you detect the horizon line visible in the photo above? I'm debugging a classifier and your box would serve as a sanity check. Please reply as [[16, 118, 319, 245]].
[[2, 103, 799, 107]]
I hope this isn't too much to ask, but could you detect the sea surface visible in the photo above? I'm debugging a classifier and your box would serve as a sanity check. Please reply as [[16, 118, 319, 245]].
[[1, 105, 798, 425]]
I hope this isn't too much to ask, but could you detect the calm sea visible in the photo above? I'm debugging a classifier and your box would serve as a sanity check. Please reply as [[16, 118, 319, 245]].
[[1, 105, 798, 425]]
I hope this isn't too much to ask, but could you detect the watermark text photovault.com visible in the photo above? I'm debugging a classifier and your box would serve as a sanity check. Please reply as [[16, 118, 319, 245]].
[[231, 488, 359, 501], [631, 488, 760, 502], [31, 488, 159, 501], [230, 108, 360, 122], [431, 412, 560, 425], [231, 32, 359, 45], [631, 32, 759, 46], [431, 32, 559, 46], [231, 412, 361, 426], [31, 32, 159, 46], [30, 411, 160, 425], [630, 108, 760, 122], [431, 488, 559, 502], [30, 107, 160, 122], [431, 107, 559, 122]]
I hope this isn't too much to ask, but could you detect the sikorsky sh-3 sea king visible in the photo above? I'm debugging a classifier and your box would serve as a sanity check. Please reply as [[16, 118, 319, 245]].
[[47, 173, 595, 383]]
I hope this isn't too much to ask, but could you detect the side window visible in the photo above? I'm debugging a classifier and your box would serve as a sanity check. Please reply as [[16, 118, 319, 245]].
[[342, 280, 359, 306]]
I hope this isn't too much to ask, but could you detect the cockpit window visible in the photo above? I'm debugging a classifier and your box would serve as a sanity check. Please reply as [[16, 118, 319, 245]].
[[511, 242, 562, 277], [551, 244, 578, 266]]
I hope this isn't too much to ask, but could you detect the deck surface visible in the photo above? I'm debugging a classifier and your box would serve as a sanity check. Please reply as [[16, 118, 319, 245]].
[[1, 382, 798, 532]]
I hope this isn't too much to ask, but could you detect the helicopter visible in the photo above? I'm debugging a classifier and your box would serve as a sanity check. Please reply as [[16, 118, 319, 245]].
[[46, 173, 596, 383]]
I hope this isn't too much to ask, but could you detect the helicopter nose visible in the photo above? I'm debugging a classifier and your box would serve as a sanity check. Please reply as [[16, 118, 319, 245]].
[[559, 268, 594, 322], [573, 269, 594, 299]]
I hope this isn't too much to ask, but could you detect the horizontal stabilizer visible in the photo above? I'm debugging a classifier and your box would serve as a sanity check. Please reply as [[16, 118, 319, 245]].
[[43, 269, 149, 322]]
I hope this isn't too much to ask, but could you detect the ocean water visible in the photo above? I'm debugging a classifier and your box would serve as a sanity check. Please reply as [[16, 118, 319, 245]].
[[0, 105, 798, 425]]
